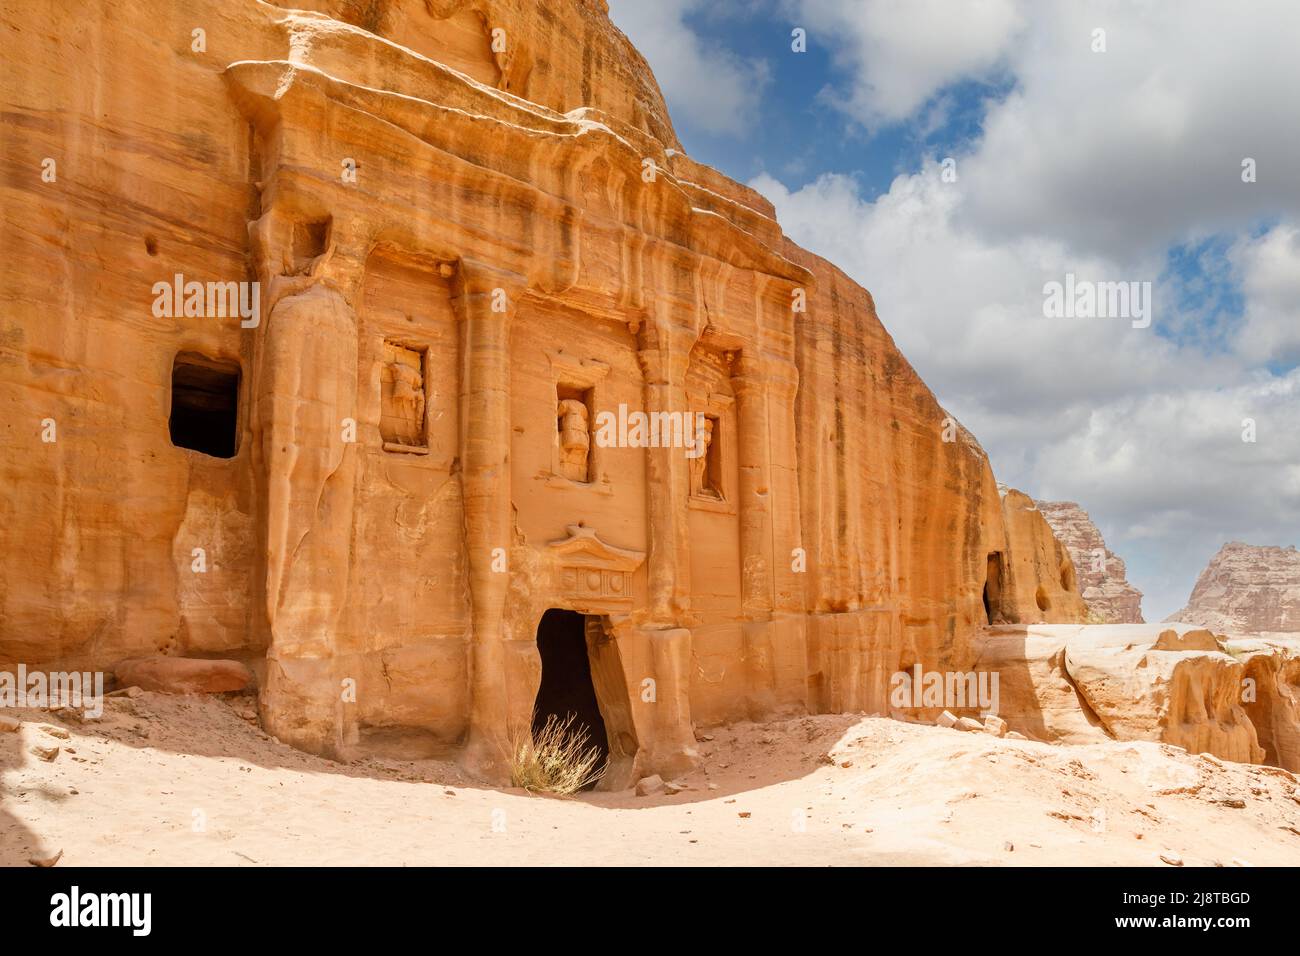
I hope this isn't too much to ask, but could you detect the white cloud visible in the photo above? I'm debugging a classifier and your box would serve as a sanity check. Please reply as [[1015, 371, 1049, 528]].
[[1232, 225, 1300, 366], [792, 0, 1026, 126], [608, 0, 771, 136]]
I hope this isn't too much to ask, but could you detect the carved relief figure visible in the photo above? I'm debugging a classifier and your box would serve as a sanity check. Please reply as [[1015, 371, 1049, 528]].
[[381, 344, 426, 447], [557, 397, 590, 481], [690, 416, 719, 498]]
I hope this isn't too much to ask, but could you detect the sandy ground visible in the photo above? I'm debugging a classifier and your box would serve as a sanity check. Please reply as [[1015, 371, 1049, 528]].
[[3, 691, 1300, 866]]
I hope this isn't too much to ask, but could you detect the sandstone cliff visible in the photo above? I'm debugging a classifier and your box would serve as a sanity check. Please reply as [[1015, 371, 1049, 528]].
[[989, 489, 1088, 625], [1169, 543, 1300, 634], [1037, 499, 1144, 624], [0, 0, 1083, 777]]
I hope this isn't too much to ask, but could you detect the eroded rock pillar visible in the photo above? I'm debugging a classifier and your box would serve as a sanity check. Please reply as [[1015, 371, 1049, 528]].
[[452, 260, 522, 778], [252, 213, 368, 758]]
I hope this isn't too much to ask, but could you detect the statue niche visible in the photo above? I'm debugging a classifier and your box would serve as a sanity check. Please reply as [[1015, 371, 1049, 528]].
[[556, 390, 591, 482], [690, 415, 721, 499], [381, 342, 427, 449]]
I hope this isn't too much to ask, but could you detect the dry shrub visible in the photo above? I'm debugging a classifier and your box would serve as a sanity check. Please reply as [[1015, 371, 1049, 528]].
[[511, 713, 604, 795]]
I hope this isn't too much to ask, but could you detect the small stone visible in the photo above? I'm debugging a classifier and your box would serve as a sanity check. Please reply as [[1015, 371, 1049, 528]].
[[839, 760, 853, 768], [983, 715, 1008, 737], [0, 715, 20, 733], [1159, 851, 1184, 867], [1217, 798, 1246, 809], [39, 724, 70, 740], [107, 685, 144, 699], [635, 774, 665, 797], [955, 717, 983, 732], [28, 849, 63, 867], [737, 811, 751, 818], [31, 745, 60, 762], [663, 780, 687, 795], [1003, 841, 1014, 852], [936, 710, 958, 728], [1006, 731, 1028, 740]]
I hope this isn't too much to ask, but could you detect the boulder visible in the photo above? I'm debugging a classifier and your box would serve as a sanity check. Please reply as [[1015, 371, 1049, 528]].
[[634, 775, 665, 797]]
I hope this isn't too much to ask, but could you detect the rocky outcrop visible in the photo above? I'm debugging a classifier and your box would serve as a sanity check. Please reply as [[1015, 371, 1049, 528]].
[[972, 624, 1300, 770], [114, 657, 253, 694], [1169, 543, 1300, 634], [1227, 637, 1300, 770], [985, 489, 1089, 625], [1037, 500, 1144, 623]]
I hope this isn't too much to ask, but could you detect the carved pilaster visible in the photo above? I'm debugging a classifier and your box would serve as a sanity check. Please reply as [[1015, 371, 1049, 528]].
[[635, 308, 698, 627], [451, 258, 524, 776]]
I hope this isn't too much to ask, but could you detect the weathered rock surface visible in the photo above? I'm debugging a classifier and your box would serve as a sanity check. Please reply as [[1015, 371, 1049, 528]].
[[1169, 543, 1300, 634], [114, 657, 252, 695], [0, 0, 1090, 779], [984, 489, 1089, 625], [973, 624, 1300, 770], [1227, 637, 1300, 771], [1036, 500, 1144, 623]]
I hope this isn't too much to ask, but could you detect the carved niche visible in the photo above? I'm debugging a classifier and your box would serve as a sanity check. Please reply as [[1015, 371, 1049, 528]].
[[545, 525, 645, 613], [380, 341, 427, 451]]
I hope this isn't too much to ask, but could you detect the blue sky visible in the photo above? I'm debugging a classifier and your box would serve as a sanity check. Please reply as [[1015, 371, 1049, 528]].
[[609, 0, 1300, 621]]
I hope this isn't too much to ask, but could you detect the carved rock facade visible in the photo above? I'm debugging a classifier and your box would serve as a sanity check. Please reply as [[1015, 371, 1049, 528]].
[[0, 0, 1088, 782]]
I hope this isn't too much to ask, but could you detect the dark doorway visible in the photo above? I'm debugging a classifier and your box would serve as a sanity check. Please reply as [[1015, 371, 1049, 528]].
[[533, 609, 609, 777], [983, 551, 1006, 624], [169, 352, 240, 458]]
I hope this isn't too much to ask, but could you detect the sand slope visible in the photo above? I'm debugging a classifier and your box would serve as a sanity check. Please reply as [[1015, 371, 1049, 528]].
[[3, 693, 1299, 866]]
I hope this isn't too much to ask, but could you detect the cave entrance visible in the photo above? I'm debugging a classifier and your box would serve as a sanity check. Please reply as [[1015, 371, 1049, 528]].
[[533, 608, 609, 783], [983, 551, 1006, 624]]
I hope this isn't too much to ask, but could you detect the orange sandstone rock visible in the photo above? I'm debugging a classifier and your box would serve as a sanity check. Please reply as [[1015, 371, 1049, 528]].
[[0, 0, 1087, 782]]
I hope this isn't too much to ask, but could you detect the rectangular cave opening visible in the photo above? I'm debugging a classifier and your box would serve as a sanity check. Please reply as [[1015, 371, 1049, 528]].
[[169, 351, 240, 459]]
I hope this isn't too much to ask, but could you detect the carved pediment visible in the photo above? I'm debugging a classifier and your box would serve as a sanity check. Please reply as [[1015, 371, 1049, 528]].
[[546, 525, 644, 610]]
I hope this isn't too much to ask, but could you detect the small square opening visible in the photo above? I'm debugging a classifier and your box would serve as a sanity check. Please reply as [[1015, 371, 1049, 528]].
[[169, 352, 240, 459]]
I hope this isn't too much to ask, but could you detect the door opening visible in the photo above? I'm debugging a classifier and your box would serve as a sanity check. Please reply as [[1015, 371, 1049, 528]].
[[983, 552, 1006, 624], [533, 609, 609, 781]]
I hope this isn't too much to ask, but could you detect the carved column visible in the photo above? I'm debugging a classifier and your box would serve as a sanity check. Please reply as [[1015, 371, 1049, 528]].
[[451, 259, 523, 776], [732, 352, 776, 621], [635, 303, 700, 775], [636, 311, 696, 627], [251, 208, 370, 759]]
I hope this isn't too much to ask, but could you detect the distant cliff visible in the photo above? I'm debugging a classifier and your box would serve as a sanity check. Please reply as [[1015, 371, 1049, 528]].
[[1169, 543, 1300, 633], [1036, 500, 1144, 624]]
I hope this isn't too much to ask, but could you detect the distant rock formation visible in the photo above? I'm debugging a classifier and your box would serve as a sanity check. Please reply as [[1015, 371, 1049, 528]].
[[1037, 500, 1144, 624], [1169, 543, 1300, 634], [990, 490, 1089, 624]]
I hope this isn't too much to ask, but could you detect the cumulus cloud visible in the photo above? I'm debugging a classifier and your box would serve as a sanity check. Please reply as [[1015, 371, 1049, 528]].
[[1232, 225, 1300, 367], [608, 0, 771, 136], [790, 0, 1026, 126]]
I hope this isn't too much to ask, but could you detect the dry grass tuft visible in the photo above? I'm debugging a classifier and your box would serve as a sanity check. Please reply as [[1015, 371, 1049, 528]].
[[510, 713, 605, 795]]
